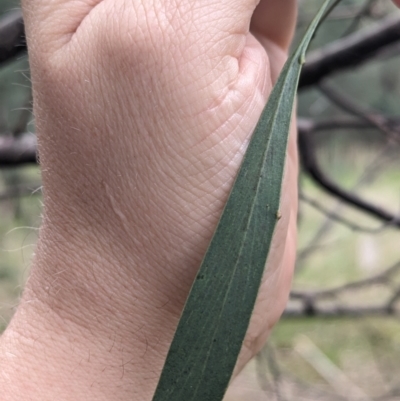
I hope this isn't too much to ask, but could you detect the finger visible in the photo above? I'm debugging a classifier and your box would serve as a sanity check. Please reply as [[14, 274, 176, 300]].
[[251, 0, 298, 51], [22, 0, 259, 50]]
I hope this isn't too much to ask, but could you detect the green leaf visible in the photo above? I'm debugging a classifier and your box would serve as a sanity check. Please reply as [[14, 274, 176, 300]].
[[151, 2, 339, 400]]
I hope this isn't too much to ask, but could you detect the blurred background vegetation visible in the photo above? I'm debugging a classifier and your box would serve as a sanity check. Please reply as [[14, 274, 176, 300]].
[[1, 0, 400, 399]]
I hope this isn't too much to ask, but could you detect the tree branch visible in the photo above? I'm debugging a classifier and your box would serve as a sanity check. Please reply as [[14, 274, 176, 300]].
[[297, 119, 400, 227], [0, 134, 37, 166], [284, 305, 399, 317], [299, 14, 400, 89], [300, 192, 389, 233], [286, 261, 400, 317], [0, 10, 26, 66], [318, 82, 400, 140]]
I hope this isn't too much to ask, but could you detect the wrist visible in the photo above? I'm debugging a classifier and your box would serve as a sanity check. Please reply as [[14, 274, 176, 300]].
[[0, 223, 180, 401]]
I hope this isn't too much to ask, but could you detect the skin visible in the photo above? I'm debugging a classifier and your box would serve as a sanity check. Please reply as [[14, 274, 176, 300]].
[[0, 0, 397, 400]]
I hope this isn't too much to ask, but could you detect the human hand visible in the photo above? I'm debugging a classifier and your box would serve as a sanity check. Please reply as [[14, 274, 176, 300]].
[[0, 1, 298, 400]]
